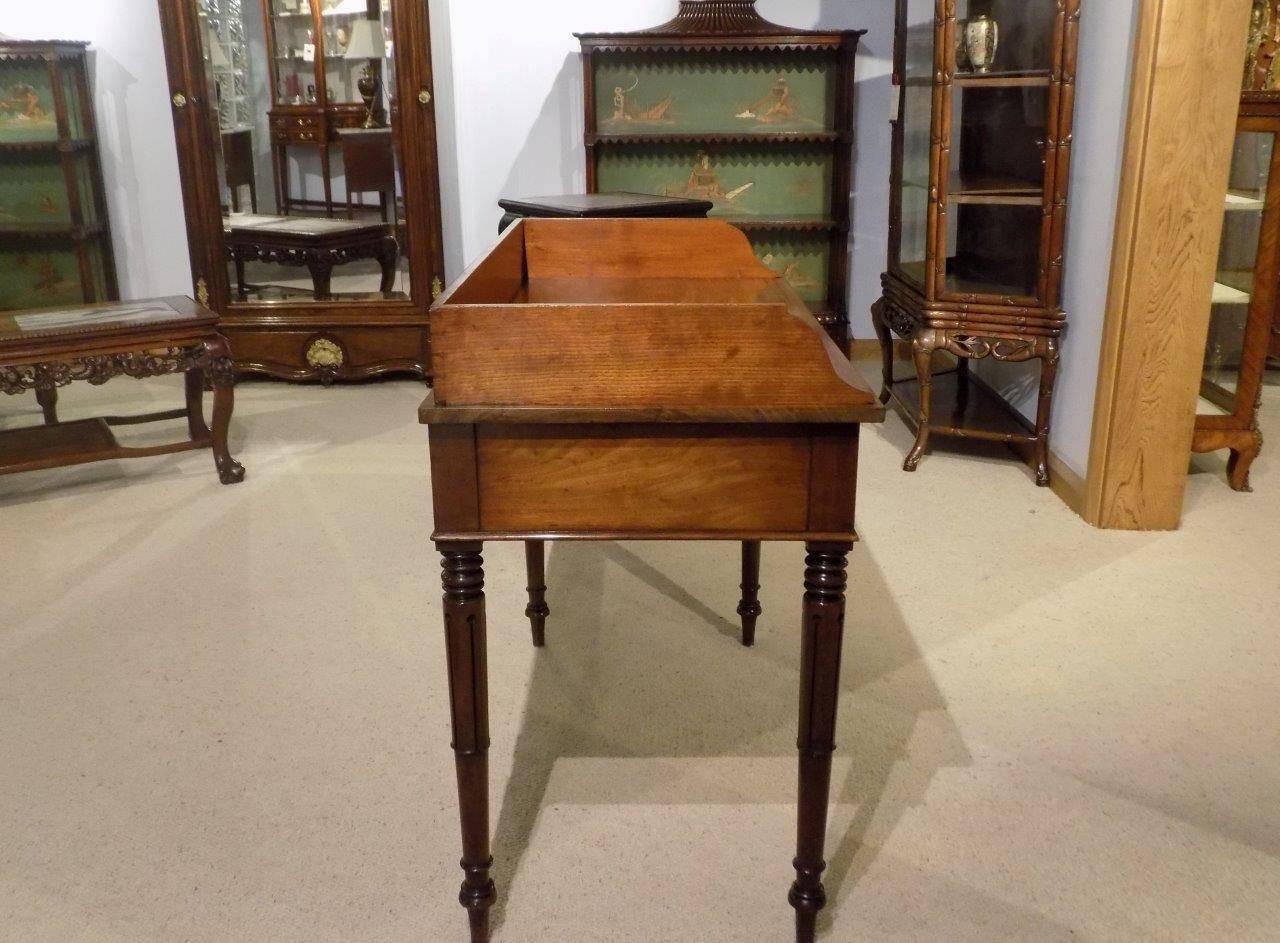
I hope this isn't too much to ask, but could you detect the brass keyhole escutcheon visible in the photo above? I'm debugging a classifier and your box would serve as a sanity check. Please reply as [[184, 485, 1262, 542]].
[[418, 88, 432, 105], [172, 92, 188, 108]]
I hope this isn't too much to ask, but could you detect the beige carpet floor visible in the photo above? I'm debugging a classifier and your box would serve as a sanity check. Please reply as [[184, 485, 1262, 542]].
[[1, 370, 1278, 941]]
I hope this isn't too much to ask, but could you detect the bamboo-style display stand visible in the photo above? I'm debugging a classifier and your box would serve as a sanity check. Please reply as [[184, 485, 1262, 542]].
[[873, 0, 1081, 486]]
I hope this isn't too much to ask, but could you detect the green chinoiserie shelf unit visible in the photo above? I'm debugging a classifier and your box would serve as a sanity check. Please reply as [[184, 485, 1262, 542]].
[[577, 0, 863, 347], [0, 40, 118, 311]]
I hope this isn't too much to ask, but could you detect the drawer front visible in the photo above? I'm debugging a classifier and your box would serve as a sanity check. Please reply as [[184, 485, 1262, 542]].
[[474, 426, 813, 535]]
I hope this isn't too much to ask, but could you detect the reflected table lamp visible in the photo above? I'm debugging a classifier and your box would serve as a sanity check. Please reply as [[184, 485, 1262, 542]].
[[345, 19, 386, 128]]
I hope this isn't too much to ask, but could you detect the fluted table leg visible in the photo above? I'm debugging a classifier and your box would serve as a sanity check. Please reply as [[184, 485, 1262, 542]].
[[737, 540, 762, 647], [440, 542, 495, 943], [790, 541, 851, 943]]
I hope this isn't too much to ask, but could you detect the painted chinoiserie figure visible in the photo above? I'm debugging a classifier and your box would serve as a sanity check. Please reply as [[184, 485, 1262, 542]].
[[1192, 0, 1280, 490], [0, 40, 117, 310], [577, 0, 864, 350], [422, 218, 884, 941], [872, 0, 1081, 486]]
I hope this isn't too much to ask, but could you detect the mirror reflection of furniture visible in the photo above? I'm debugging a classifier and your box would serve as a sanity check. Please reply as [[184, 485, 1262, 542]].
[[223, 214, 397, 305], [344, 18, 385, 128], [259, 0, 389, 217], [873, 0, 1080, 488], [339, 127, 396, 222], [220, 127, 257, 212], [159, 0, 446, 383]]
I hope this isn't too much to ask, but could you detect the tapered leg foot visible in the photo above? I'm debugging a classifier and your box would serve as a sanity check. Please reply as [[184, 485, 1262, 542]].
[[524, 539, 549, 647], [1227, 432, 1262, 492], [204, 337, 245, 485], [737, 540, 762, 647], [441, 543, 495, 943], [789, 542, 850, 941]]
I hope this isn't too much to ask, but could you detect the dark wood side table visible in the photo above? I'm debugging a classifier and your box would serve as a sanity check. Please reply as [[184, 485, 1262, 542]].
[[0, 296, 244, 484], [222, 214, 398, 301], [423, 218, 883, 942], [221, 127, 257, 214], [497, 191, 713, 234], [338, 128, 399, 223]]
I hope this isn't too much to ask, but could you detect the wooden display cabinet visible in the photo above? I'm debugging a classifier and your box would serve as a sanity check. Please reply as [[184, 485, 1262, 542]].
[[1192, 0, 1280, 490], [872, 0, 1080, 487], [157, 0, 446, 382], [262, 0, 392, 216], [0, 40, 118, 310], [577, 0, 863, 349]]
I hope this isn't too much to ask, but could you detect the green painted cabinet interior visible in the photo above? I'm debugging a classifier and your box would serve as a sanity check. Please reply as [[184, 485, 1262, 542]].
[[0, 40, 117, 311], [578, 1, 863, 347]]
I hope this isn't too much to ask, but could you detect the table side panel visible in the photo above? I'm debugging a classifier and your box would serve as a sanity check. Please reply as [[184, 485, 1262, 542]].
[[472, 424, 814, 535]]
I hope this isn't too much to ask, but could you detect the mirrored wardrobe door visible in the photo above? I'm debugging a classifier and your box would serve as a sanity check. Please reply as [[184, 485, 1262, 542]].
[[157, 0, 445, 382]]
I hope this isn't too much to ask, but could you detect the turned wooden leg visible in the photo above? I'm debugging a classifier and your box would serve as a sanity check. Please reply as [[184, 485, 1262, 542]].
[[1033, 338, 1061, 488], [790, 542, 851, 943], [185, 367, 210, 440], [439, 542, 495, 943], [524, 539, 549, 648], [870, 299, 894, 406], [1227, 430, 1263, 492], [35, 385, 58, 425], [737, 540, 762, 647], [904, 331, 937, 473], [234, 257, 248, 302], [205, 337, 245, 485]]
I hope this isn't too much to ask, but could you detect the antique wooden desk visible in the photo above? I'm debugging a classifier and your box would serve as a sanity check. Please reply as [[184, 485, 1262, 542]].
[[0, 296, 243, 484], [422, 219, 883, 941], [222, 213, 398, 301]]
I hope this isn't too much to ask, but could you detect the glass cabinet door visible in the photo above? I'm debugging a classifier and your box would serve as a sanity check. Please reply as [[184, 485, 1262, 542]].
[[940, 0, 1056, 301], [893, 0, 937, 290], [1202, 130, 1275, 413]]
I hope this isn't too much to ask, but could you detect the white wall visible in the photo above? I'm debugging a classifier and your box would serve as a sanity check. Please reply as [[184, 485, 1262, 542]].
[[4, 6, 192, 299], [6, 0, 1136, 480]]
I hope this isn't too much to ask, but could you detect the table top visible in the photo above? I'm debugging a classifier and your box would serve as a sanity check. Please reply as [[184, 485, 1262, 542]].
[[498, 192, 715, 218], [0, 297, 215, 348], [223, 213, 389, 238]]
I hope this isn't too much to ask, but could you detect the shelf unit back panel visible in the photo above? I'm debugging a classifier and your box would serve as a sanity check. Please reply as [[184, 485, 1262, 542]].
[[0, 156, 102, 228], [0, 243, 112, 309], [595, 144, 834, 219], [593, 49, 839, 135]]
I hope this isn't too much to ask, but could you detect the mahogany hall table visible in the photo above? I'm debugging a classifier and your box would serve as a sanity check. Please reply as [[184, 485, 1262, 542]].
[[0, 296, 243, 484], [421, 219, 884, 941]]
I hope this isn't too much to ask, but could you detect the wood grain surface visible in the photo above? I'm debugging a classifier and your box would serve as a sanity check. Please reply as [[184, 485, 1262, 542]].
[[474, 425, 812, 534]]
